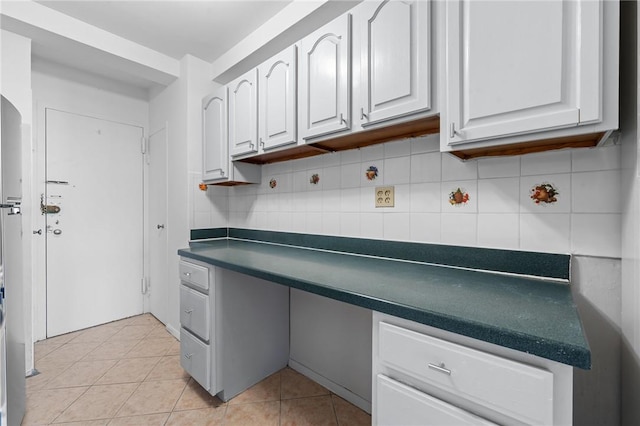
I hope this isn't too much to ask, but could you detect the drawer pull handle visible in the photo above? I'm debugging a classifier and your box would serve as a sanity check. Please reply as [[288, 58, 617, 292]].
[[428, 362, 451, 375], [184, 353, 193, 360], [184, 309, 193, 314]]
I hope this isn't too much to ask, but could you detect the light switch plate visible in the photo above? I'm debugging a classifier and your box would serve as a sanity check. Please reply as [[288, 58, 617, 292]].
[[375, 186, 395, 208]]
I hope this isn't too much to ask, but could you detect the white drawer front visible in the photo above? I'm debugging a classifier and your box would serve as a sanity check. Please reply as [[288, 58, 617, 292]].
[[378, 322, 553, 425], [376, 375, 497, 426], [180, 328, 210, 391], [179, 260, 209, 291], [180, 285, 210, 342]]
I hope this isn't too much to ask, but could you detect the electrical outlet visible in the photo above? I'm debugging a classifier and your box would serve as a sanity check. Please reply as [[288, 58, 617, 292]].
[[375, 186, 395, 208]]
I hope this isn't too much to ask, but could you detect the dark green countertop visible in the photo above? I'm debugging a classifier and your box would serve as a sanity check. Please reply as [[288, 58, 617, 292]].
[[178, 238, 590, 369]]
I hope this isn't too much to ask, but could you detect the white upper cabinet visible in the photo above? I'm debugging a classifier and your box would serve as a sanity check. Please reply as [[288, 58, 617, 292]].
[[202, 86, 261, 185], [356, 0, 432, 127], [203, 87, 229, 182], [299, 13, 352, 141], [443, 0, 607, 147], [229, 69, 259, 157], [258, 45, 298, 151]]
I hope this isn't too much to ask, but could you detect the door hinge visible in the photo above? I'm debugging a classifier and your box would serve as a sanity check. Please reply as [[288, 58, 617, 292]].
[[141, 277, 149, 294], [141, 136, 147, 154]]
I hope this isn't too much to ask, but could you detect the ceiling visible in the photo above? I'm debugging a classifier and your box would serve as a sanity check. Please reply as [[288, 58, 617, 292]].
[[34, 0, 293, 63]]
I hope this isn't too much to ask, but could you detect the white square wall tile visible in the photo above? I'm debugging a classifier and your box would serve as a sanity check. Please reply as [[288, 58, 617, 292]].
[[520, 174, 570, 214], [520, 150, 571, 176], [411, 134, 440, 154], [292, 171, 308, 193], [277, 211, 294, 232], [292, 212, 307, 233], [322, 152, 342, 168], [291, 157, 309, 172], [340, 188, 361, 212], [477, 214, 519, 250], [440, 214, 477, 246], [572, 170, 621, 213], [305, 191, 322, 212], [410, 183, 441, 213], [383, 213, 411, 241], [341, 162, 361, 189], [322, 165, 341, 190], [478, 178, 520, 213], [477, 156, 520, 178], [384, 139, 412, 158], [571, 213, 621, 258], [291, 192, 306, 212], [322, 190, 341, 213], [441, 153, 478, 181], [322, 212, 341, 235], [306, 212, 323, 234], [341, 148, 362, 165], [384, 156, 411, 185], [441, 180, 477, 213], [340, 212, 361, 237], [410, 213, 441, 243], [572, 144, 621, 172], [411, 152, 441, 183], [360, 212, 384, 239], [520, 213, 570, 254], [393, 184, 411, 213], [360, 144, 384, 162]]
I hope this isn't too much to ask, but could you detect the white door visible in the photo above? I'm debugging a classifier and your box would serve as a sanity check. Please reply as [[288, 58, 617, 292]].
[[229, 69, 259, 157], [202, 87, 229, 182], [444, 0, 601, 145], [148, 127, 168, 324], [258, 45, 298, 151], [45, 109, 144, 337], [299, 13, 352, 140], [357, 0, 431, 127]]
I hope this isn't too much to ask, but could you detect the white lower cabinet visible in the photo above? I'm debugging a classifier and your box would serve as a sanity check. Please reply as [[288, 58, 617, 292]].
[[180, 328, 211, 391], [373, 312, 573, 426], [179, 258, 289, 402], [377, 375, 497, 426]]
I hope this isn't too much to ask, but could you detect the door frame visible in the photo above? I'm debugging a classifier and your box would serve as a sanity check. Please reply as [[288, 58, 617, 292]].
[[32, 102, 149, 340]]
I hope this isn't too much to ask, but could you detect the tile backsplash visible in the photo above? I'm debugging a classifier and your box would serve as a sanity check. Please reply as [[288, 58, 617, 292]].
[[191, 134, 621, 258]]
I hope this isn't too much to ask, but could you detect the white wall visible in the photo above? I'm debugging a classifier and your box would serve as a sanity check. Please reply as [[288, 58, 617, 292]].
[[0, 29, 34, 374], [620, 2, 640, 424], [31, 62, 149, 342]]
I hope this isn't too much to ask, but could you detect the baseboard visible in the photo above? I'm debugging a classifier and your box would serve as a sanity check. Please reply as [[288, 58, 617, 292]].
[[166, 323, 180, 340], [288, 359, 371, 414]]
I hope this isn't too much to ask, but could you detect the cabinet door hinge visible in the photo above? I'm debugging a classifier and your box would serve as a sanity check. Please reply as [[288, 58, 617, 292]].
[[141, 136, 147, 154]]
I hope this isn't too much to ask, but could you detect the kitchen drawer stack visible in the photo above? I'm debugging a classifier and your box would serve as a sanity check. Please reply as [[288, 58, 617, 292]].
[[179, 259, 215, 391], [178, 258, 290, 401], [372, 312, 573, 425]]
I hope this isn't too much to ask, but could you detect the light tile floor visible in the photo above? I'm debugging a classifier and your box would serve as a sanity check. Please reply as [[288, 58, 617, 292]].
[[24, 313, 371, 425]]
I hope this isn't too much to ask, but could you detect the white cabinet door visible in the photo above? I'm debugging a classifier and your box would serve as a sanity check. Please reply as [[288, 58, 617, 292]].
[[229, 69, 259, 157], [259, 45, 297, 151], [202, 87, 228, 182], [299, 13, 351, 140], [444, 0, 602, 146], [376, 375, 497, 426], [357, 0, 431, 127]]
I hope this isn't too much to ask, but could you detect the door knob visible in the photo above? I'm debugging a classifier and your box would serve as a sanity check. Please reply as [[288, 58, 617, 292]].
[[157, 224, 165, 229], [53, 229, 62, 235]]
